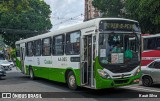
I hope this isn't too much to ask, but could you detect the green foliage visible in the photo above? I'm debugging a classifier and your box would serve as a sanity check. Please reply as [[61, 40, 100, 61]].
[[0, 0, 52, 47], [92, 0, 124, 17], [125, 0, 160, 34]]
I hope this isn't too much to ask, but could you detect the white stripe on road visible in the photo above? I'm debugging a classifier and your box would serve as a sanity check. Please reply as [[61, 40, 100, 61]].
[[122, 86, 160, 92]]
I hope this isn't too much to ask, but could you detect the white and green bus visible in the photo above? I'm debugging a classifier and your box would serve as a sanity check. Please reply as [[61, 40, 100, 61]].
[[15, 18, 141, 90]]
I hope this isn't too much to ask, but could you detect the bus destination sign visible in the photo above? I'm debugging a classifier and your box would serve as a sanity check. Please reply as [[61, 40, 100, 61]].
[[99, 20, 140, 32], [105, 23, 133, 30]]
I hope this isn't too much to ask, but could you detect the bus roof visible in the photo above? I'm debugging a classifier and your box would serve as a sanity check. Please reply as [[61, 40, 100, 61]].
[[15, 18, 138, 44]]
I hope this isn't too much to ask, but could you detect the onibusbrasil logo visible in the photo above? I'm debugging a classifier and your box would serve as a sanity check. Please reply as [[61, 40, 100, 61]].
[[1, 93, 42, 99]]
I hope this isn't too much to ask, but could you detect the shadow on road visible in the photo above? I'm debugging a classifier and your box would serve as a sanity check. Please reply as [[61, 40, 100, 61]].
[[29, 77, 144, 99], [139, 83, 160, 89], [149, 84, 160, 88]]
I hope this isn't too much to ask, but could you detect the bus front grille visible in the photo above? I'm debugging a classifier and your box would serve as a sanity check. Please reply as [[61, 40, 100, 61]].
[[112, 74, 131, 78]]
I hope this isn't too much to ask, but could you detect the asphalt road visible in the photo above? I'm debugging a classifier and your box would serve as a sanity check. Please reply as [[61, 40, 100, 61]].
[[0, 67, 160, 101]]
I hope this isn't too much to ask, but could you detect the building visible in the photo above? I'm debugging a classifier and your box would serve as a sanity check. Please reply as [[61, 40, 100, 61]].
[[84, 0, 100, 21]]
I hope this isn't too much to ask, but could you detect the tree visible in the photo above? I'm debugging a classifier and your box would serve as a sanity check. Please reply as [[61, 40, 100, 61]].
[[92, 0, 125, 17], [125, 0, 160, 34], [0, 0, 52, 47]]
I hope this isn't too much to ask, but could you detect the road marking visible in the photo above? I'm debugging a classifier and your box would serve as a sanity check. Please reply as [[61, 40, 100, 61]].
[[122, 86, 160, 92]]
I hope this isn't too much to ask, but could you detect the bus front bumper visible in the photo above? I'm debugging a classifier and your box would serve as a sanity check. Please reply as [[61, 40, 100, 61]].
[[96, 75, 140, 89]]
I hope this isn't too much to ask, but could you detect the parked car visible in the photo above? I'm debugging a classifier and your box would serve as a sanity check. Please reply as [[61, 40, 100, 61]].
[[8, 60, 15, 67], [141, 59, 160, 86], [0, 68, 6, 79], [0, 60, 12, 71]]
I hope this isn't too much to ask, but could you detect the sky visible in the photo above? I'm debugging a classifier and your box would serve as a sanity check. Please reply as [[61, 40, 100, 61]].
[[44, 0, 84, 31]]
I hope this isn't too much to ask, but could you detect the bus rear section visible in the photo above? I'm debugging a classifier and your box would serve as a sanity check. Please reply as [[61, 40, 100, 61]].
[[141, 34, 160, 68]]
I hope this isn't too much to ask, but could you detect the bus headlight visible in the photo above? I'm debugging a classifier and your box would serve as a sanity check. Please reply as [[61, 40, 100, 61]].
[[134, 68, 141, 76], [98, 69, 110, 79]]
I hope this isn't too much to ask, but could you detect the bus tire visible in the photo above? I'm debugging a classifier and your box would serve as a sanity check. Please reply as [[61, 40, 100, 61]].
[[142, 76, 153, 87], [29, 68, 35, 80], [67, 71, 77, 90]]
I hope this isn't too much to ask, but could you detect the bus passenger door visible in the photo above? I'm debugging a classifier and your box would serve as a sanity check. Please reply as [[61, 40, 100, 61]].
[[20, 43, 26, 74], [80, 34, 95, 88]]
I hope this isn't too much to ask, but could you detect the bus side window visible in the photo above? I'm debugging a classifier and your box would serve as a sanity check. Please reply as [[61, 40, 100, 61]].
[[143, 38, 148, 50], [66, 31, 80, 55], [147, 38, 156, 49], [53, 34, 64, 55], [16, 44, 20, 57], [27, 41, 34, 56], [156, 38, 160, 49], [42, 37, 51, 56], [34, 39, 41, 56], [25, 43, 27, 56]]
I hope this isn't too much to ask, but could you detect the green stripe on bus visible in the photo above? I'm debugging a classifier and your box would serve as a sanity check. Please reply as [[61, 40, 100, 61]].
[[26, 65, 81, 86]]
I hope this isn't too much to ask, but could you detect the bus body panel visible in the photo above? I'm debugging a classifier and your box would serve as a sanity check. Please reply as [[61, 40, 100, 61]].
[[17, 55, 141, 89], [25, 55, 81, 84], [141, 50, 160, 67]]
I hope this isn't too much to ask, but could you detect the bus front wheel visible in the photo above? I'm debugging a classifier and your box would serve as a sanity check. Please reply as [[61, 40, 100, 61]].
[[29, 68, 35, 80], [67, 71, 77, 90]]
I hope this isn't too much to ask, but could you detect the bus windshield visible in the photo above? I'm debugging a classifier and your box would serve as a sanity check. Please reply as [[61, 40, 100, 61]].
[[99, 33, 141, 73]]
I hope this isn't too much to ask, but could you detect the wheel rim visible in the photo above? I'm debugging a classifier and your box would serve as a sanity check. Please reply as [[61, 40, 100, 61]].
[[69, 75, 75, 87], [143, 78, 150, 85]]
